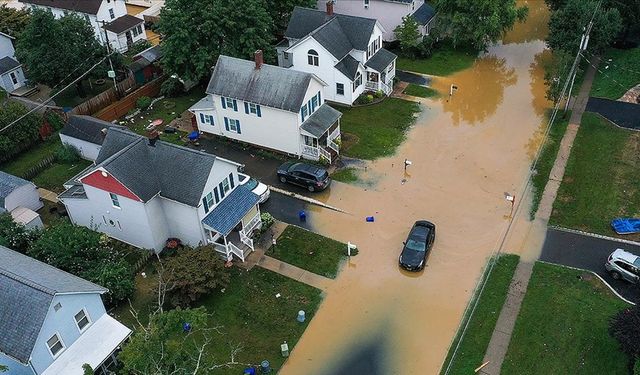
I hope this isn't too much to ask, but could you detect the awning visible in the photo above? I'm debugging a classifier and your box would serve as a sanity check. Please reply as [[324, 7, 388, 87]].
[[202, 184, 260, 236], [300, 104, 342, 138], [41, 314, 131, 375], [189, 96, 216, 112], [364, 48, 397, 73]]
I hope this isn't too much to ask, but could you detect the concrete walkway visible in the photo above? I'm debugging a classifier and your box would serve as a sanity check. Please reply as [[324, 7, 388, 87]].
[[479, 58, 599, 375], [38, 188, 59, 203]]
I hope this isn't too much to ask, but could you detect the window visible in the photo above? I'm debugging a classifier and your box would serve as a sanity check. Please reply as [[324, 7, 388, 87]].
[[222, 97, 238, 111], [108, 8, 115, 19], [74, 309, 90, 332], [311, 95, 319, 112], [205, 192, 214, 212], [199, 113, 214, 125], [307, 49, 319, 66], [336, 83, 344, 96], [10, 72, 18, 85], [109, 193, 120, 208], [228, 118, 240, 133], [222, 178, 230, 194], [353, 73, 362, 92], [249, 103, 258, 115], [300, 105, 309, 122], [136, 25, 142, 36], [47, 334, 64, 357], [132, 26, 140, 37], [364, 0, 370, 7]]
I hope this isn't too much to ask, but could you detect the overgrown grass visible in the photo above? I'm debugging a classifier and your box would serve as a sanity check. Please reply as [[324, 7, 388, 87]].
[[396, 43, 477, 76], [591, 47, 640, 100], [0, 137, 61, 177], [550, 113, 640, 239], [529, 111, 570, 219], [269, 225, 347, 279], [403, 84, 440, 98], [336, 98, 420, 160], [32, 160, 91, 192], [113, 265, 323, 374], [331, 168, 359, 183], [501, 262, 629, 374], [440, 254, 520, 375]]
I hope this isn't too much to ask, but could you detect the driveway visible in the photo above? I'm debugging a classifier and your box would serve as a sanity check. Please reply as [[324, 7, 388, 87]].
[[260, 191, 314, 231], [396, 70, 431, 86], [540, 227, 640, 303], [585, 97, 640, 130]]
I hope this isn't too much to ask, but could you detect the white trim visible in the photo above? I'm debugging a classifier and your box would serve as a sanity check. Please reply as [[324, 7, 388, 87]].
[[46, 332, 66, 359], [74, 308, 92, 333]]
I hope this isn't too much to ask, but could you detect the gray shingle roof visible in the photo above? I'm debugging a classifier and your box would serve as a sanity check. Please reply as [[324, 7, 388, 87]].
[[19, 0, 103, 14], [364, 48, 397, 72], [91, 128, 219, 207], [335, 55, 360, 79], [60, 115, 124, 145], [0, 56, 20, 75], [412, 2, 436, 25], [206, 55, 315, 113], [134, 45, 161, 63], [103, 15, 143, 34], [0, 245, 107, 364], [201, 184, 259, 236], [0, 171, 30, 209], [285, 7, 377, 60], [301, 104, 342, 138]]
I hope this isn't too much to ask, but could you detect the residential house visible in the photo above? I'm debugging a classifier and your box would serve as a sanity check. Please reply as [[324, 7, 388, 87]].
[[18, 0, 147, 53], [59, 128, 262, 261], [276, 3, 397, 106], [0, 31, 26, 93], [316, 0, 437, 41], [59, 115, 125, 161], [0, 245, 131, 375], [0, 171, 43, 229], [190, 52, 342, 164]]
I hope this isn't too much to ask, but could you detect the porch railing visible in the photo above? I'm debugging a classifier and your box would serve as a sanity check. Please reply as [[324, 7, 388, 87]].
[[319, 147, 331, 163], [328, 139, 339, 153], [365, 81, 377, 91], [239, 230, 254, 251], [329, 126, 340, 141], [210, 241, 229, 255], [302, 144, 319, 158], [242, 213, 261, 236], [229, 242, 245, 262]]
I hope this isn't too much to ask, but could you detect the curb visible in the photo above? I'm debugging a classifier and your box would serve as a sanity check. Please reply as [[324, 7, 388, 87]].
[[550, 226, 640, 247], [268, 186, 348, 214], [538, 260, 636, 306]]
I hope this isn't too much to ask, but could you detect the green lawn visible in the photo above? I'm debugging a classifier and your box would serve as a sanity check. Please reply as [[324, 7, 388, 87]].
[[396, 43, 477, 76], [529, 111, 570, 219], [501, 262, 629, 374], [269, 225, 347, 279], [331, 168, 359, 183], [32, 160, 91, 192], [336, 98, 420, 160], [550, 113, 640, 239], [440, 254, 520, 375], [403, 84, 440, 98], [113, 265, 323, 373], [591, 47, 640, 100], [0, 137, 61, 177]]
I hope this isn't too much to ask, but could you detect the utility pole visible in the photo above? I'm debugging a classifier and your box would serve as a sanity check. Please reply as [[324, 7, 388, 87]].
[[100, 20, 119, 95]]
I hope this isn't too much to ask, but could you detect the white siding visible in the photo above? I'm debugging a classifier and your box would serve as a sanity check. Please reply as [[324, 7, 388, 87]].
[[0, 33, 15, 59], [59, 134, 102, 162], [3, 183, 42, 213], [106, 23, 146, 53], [161, 199, 205, 247]]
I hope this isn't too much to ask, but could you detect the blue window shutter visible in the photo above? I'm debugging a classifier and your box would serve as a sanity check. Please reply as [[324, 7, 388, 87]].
[[236, 120, 241, 134], [257, 105, 261, 117], [214, 187, 219, 204], [244, 102, 249, 114], [229, 173, 235, 188], [202, 197, 209, 213], [224, 117, 229, 131], [199, 113, 205, 123], [233, 99, 238, 111], [221, 97, 226, 109]]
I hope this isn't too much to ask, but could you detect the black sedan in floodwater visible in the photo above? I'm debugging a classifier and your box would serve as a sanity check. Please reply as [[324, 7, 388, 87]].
[[399, 221, 436, 272]]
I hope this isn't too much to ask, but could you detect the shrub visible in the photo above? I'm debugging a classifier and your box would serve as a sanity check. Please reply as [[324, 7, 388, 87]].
[[0, 101, 42, 163], [366, 94, 374, 103], [416, 35, 436, 58], [127, 40, 152, 56], [610, 305, 640, 364], [136, 96, 152, 110], [84, 259, 135, 306], [46, 111, 65, 131], [55, 144, 81, 163], [0, 213, 40, 253], [260, 212, 274, 233], [160, 77, 184, 98], [375, 89, 384, 98]]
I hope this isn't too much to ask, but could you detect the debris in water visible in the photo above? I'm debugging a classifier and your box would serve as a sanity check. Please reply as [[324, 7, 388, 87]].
[[275, 293, 281, 298], [366, 216, 375, 222]]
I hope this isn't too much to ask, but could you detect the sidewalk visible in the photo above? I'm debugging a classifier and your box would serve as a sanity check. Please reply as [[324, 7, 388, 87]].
[[38, 188, 59, 203], [479, 58, 599, 375]]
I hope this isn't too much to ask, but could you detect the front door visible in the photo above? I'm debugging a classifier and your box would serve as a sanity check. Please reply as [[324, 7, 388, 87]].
[[126, 31, 133, 46], [9, 71, 22, 90]]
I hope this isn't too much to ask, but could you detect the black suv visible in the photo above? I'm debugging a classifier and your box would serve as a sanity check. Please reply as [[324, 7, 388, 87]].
[[277, 162, 331, 192], [399, 221, 436, 272]]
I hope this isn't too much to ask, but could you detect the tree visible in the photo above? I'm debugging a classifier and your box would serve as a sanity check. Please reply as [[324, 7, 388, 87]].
[[163, 245, 230, 307], [268, 0, 315, 37], [0, 101, 43, 164], [15, 10, 106, 96], [158, 0, 274, 83], [0, 4, 30, 37], [394, 16, 421, 56], [0, 213, 40, 253], [547, 0, 622, 55], [610, 305, 640, 369], [82, 364, 93, 375], [435, 0, 528, 50], [607, 0, 640, 42], [542, 49, 573, 103], [84, 259, 135, 306]]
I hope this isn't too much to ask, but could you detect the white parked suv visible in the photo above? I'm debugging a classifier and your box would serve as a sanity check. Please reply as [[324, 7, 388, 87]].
[[605, 248, 640, 283], [238, 173, 270, 203]]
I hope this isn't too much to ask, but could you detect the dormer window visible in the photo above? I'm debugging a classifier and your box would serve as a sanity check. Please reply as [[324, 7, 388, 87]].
[[307, 49, 319, 66]]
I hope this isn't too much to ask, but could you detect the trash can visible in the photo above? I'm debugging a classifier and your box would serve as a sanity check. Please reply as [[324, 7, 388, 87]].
[[260, 360, 271, 374], [298, 210, 306, 222]]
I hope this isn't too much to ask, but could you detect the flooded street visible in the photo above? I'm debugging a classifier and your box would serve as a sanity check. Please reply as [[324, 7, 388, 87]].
[[280, 2, 551, 374]]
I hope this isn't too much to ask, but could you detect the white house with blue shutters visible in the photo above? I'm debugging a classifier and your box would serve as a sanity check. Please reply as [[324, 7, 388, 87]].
[[190, 52, 343, 164], [0, 245, 131, 375]]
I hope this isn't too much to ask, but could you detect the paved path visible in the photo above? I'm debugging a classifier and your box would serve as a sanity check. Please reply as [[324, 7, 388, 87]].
[[540, 227, 640, 303], [38, 188, 59, 203], [257, 254, 333, 290], [479, 58, 599, 375], [585, 96, 640, 130], [396, 70, 432, 86]]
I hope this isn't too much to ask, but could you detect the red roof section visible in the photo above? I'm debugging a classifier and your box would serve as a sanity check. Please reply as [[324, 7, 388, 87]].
[[81, 169, 142, 202]]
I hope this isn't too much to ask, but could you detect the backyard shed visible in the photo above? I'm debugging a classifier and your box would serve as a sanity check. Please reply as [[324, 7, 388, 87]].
[[0, 170, 43, 213], [60, 115, 125, 161]]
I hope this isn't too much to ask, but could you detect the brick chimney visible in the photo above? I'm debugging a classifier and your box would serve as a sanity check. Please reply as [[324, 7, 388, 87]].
[[148, 130, 160, 146], [254, 50, 263, 69], [326, 1, 334, 16]]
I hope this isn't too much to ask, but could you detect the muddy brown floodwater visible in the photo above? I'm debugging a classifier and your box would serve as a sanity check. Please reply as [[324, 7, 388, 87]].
[[280, 2, 551, 374]]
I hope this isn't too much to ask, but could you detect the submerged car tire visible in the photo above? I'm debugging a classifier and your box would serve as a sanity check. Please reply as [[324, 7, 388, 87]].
[[308, 185, 315, 192], [279, 176, 287, 183], [610, 271, 622, 280]]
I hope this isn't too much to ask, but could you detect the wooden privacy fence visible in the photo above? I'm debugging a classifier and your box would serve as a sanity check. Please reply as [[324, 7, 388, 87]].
[[70, 76, 137, 116], [94, 75, 167, 122]]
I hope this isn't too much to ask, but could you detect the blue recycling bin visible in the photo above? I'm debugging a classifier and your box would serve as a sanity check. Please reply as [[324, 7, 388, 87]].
[[298, 210, 306, 222]]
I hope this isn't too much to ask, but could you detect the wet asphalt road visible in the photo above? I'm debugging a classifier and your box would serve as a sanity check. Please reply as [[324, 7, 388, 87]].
[[540, 228, 640, 303]]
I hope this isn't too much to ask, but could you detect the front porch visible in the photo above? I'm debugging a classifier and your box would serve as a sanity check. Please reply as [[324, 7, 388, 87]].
[[300, 104, 342, 164], [364, 49, 397, 96], [202, 184, 262, 262]]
